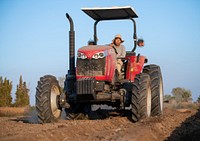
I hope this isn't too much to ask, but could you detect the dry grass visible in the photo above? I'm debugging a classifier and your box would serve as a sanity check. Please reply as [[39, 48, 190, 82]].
[[164, 102, 199, 110], [0, 106, 30, 117]]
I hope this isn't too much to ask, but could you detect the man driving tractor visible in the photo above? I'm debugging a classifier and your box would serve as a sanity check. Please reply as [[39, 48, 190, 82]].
[[110, 34, 126, 79]]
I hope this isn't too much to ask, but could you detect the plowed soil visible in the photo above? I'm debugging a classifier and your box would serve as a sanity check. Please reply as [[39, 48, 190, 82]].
[[0, 107, 200, 141]]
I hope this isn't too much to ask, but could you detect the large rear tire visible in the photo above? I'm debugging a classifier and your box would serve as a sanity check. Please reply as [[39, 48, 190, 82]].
[[131, 73, 151, 122], [143, 64, 164, 116], [36, 75, 62, 123]]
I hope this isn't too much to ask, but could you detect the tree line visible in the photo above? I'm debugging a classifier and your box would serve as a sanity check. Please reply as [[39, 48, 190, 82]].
[[164, 87, 200, 103], [0, 75, 29, 107]]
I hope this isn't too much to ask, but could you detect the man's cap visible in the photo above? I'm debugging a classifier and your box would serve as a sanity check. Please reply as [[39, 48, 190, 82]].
[[113, 34, 124, 42]]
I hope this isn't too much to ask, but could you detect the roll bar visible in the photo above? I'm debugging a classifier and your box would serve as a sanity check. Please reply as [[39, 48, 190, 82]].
[[93, 18, 137, 52]]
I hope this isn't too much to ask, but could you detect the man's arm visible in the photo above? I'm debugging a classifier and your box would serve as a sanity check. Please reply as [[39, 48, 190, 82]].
[[121, 45, 126, 57]]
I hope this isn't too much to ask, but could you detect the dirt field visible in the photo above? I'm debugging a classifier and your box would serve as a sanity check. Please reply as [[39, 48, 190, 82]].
[[0, 107, 200, 141]]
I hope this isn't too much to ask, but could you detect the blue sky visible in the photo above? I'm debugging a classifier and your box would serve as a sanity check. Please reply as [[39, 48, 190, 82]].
[[0, 0, 200, 105]]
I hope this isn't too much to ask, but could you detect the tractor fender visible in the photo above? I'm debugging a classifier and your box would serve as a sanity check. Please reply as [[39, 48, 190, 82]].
[[135, 55, 147, 74], [126, 55, 148, 82]]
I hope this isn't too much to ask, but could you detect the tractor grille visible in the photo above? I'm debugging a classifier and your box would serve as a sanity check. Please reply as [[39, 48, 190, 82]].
[[77, 58, 105, 76]]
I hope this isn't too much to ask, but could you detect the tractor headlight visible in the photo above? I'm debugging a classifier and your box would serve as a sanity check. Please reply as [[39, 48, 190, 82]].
[[92, 52, 105, 59], [77, 52, 87, 59]]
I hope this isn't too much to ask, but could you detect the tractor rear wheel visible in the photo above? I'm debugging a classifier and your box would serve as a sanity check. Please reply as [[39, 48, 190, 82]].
[[36, 75, 62, 123], [143, 64, 164, 116], [131, 73, 151, 122]]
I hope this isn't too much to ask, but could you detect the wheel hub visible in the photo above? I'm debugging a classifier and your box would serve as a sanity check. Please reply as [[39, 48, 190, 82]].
[[51, 85, 61, 118]]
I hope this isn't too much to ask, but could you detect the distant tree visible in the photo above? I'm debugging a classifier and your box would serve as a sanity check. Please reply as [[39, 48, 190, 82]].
[[14, 75, 29, 107], [0, 77, 12, 107], [172, 87, 192, 102], [164, 94, 173, 101]]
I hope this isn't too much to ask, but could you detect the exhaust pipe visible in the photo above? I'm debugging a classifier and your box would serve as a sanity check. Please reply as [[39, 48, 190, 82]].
[[65, 13, 76, 96], [66, 13, 75, 74]]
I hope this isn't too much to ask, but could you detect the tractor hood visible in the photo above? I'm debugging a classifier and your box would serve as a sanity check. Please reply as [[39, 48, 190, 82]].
[[76, 45, 117, 81], [77, 45, 114, 59]]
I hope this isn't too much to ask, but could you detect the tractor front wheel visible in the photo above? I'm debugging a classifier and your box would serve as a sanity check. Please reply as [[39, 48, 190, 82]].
[[36, 75, 62, 123]]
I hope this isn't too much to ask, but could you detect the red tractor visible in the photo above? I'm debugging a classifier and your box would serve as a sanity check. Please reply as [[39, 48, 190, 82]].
[[36, 6, 164, 123]]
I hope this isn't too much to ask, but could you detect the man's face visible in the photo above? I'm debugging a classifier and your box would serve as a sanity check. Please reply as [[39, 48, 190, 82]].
[[115, 38, 122, 46]]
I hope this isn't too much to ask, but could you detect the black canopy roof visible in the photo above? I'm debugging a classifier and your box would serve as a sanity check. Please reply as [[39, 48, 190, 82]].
[[81, 6, 138, 21]]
